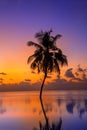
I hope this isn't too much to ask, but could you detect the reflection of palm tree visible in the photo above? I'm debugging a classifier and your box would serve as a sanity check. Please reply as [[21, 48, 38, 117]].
[[40, 97, 49, 129], [39, 97, 62, 130], [27, 30, 68, 99]]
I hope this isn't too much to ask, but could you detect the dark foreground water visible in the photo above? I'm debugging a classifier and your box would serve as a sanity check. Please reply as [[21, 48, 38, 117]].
[[0, 91, 87, 130]]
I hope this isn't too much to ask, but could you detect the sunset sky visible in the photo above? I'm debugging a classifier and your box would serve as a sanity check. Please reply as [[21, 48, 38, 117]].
[[0, 0, 87, 91]]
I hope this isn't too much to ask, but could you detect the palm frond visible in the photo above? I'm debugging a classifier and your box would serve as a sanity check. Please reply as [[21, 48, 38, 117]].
[[48, 29, 52, 35], [27, 55, 34, 64], [48, 57, 53, 72], [54, 59, 60, 74], [55, 52, 68, 66], [27, 48, 44, 64], [35, 30, 44, 38], [27, 41, 42, 49], [34, 48, 44, 56], [51, 34, 62, 42], [62, 55, 68, 65], [31, 62, 37, 70]]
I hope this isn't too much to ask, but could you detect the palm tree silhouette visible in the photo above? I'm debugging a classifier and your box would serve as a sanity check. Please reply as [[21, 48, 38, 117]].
[[27, 30, 68, 99]]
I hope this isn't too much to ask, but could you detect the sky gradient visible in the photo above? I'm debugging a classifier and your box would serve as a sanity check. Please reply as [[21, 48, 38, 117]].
[[0, 0, 87, 90]]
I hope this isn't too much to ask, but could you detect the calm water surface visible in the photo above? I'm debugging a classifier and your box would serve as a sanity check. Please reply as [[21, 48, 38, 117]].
[[0, 91, 87, 130]]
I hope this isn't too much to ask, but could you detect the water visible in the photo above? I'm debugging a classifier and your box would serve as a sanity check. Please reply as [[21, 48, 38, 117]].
[[0, 91, 87, 130]]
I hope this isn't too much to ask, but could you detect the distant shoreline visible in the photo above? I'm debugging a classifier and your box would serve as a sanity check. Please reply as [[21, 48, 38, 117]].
[[0, 89, 87, 93]]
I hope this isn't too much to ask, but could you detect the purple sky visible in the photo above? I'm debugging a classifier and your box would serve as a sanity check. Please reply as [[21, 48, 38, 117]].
[[0, 0, 87, 65]]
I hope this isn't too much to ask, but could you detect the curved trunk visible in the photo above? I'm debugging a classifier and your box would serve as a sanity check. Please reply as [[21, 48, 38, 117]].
[[40, 72, 48, 126], [40, 73, 47, 100]]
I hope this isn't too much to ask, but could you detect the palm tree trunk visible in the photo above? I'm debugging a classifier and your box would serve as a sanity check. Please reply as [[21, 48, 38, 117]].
[[40, 72, 49, 127], [40, 73, 47, 100]]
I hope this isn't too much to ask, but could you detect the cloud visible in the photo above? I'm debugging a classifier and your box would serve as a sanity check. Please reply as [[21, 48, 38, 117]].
[[25, 79, 31, 82], [73, 77, 82, 82], [76, 65, 87, 80], [47, 76, 52, 78], [0, 72, 7, 75], [65, 65, 87, 82], [31, 71, 36, 74], [65, 68, 75, 78], [0, 78, 3, 81], [9, 78, 13, 80], [46, 77, 87, 90], [0, 81, 41, 92], [82, 73, 87, 81], [77, 65, 84, 72], [75, 72, 79, 76], [77, 65, 87, 73], [0, 78, 4, 84], [0, 77, 87, 91]]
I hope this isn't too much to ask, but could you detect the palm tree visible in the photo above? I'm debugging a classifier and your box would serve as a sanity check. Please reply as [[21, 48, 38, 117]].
[[27, 30, 68, 99]]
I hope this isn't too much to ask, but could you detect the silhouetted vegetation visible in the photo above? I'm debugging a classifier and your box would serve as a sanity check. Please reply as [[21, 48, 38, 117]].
[[27, 30, 68, 99]]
